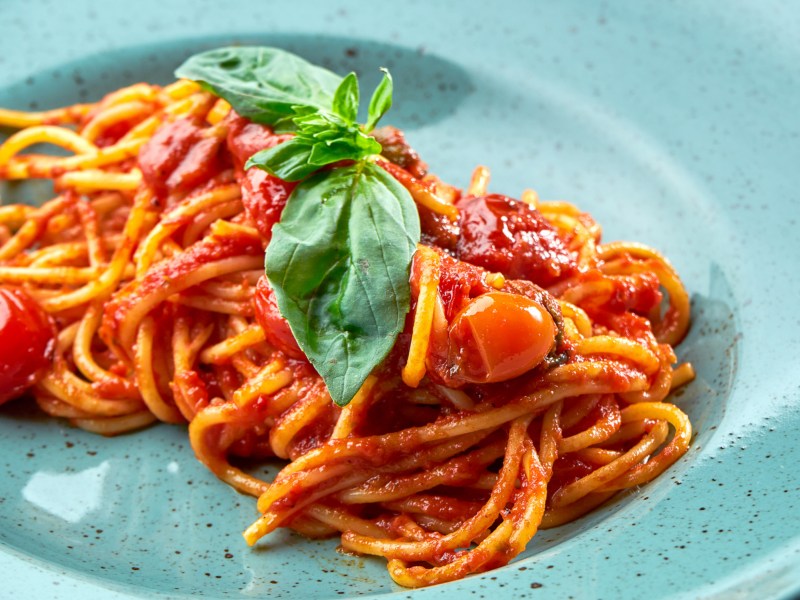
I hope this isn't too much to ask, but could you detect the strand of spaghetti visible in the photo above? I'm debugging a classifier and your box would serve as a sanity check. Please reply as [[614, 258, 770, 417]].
[[466, 165, 490, 197], [199, 324, 266, 364], [341, 418, 530, 562], [670, 362, 695, 389], [504, 437, 548, 558], [108, 249, 263, 352], [39, 187, 153, 312], [558, 300, 593, 338], [170, 293, 251, 315], [206, 98, 232, 125], [181, 200, 244, 248], [269, 386, 334, 459], [74, 199, 106, 267], [100, 83, 159, 107], [134, 316, 184, 423], [188, 403, 271, 497], [538, 401, 562, 480], [171, 315, 215, 420], [338, 439, 506, 504], [72, 411, 159, 436], [245, 469, 367, 544], [550, 420, 670, 508], [72, 303, 138, 398], [620, 345, 678, 403], [575, 447, 622, 465], [330, 374, 379, 439], [2, 139, 147, 179], [56, 169, 143, 191], [594, 401, 692, 490], [558, 395, 621, 453], [599, 252, 690, 345], [0, 125, 97, 166], [559, 394, 600, 430], [81, 101, 155, 143], [540, 491, 617, 528], [37, 360, 144, 416], [199, 280, 254, 301], [35, 394, 96, 419], [259, 429, 497, 516], [575, 335, 660, 375], [163, 79, 201, 100], [232, 359, 291, 408], [378, 159, 459, 220], [0, 204, 35, 227], [402, 246, 441, 387], [134, 184, 242, 275], [0, 104, 92, 128], [381, 495, 485, 524], [0, 265, 102, 285], [257, 366, 647, 491], [303, 504, 388, 539], [0, 194, 74, 260], [384, 422, 533, 586]]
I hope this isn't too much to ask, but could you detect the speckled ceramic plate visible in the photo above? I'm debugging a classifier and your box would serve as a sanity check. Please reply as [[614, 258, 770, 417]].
[[1, 1, 799, 598]]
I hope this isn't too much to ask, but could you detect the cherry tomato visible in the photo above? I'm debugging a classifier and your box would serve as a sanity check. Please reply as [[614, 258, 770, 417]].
[[0, 287, 56, 404], [447, 291, 556, 383], [253, 276, 304, 359]]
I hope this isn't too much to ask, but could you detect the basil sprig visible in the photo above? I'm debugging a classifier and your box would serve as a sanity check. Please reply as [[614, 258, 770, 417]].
[[175, 46, 342, 124], [175, 47, 420, 406]]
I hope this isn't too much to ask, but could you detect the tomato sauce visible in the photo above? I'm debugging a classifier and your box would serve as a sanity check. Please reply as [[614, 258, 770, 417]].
[[138, 117, 225, 197], [456, 193, 577, 286]]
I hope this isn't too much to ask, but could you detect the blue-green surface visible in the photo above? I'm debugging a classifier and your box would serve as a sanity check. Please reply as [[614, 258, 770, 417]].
[[0, 1, 798, 598]]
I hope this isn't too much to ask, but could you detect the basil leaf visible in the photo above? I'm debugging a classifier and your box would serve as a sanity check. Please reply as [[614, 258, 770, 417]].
[[332, 72, 359, 123], [266, 162, 420, 406], [245, 137, 317, 182], [175, 46, 342, 125], [364, 69, 393, 132]]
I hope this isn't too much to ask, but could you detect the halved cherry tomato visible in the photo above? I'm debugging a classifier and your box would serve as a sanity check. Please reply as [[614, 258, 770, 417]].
[[0, 286, 56, 404], [447, 291, 556, 383], [253, 276, 304, 360]]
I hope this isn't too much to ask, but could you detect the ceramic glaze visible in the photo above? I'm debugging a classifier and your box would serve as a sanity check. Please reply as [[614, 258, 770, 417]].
[[0, 1, 798, 598]]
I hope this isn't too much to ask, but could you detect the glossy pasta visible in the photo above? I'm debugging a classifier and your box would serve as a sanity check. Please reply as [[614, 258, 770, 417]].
[[0, 77, 694, 587]]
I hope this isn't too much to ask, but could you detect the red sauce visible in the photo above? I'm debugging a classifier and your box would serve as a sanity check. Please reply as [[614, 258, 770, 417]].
[[456, 193, 576, 286], [548, 455, 596, 502], [138, 117, 224, 197], [100, 232, 263, 355]]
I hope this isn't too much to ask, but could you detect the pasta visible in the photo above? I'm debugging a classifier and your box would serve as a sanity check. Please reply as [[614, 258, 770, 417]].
[[0, 59, 694, 587]]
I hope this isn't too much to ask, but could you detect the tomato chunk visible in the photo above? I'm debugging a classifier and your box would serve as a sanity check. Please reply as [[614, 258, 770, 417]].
[[253, 276, 304, 360], [447, 291, 556, 384], [456, 194, 576, 286], [226, 111, 296, 239], [0, 287, 56, 404], [138, 117, 224, 197]]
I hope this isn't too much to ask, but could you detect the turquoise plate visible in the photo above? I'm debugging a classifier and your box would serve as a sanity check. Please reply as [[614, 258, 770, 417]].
[[1, 1, 799, 598]]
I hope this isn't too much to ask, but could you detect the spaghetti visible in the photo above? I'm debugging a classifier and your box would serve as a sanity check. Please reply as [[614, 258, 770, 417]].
[[0, 72, 693, 587]]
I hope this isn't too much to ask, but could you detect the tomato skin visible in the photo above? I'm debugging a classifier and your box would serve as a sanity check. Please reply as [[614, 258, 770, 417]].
[[226, 112, 296, 240], [447, 291, 556, 384], [456, 194, 576, 286], [138, 118, 223, 197], [253, 276, 304, 360], [0, 287, 56, 404]]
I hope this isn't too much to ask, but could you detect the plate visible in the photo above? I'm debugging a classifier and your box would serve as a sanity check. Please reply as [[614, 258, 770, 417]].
[[1, 1, 799, 598]]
